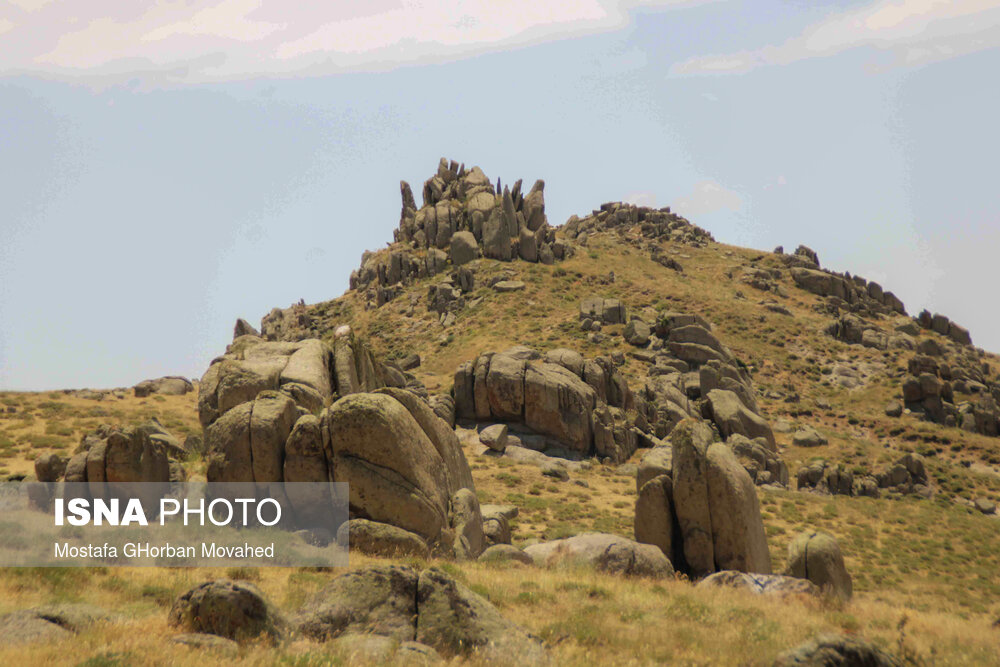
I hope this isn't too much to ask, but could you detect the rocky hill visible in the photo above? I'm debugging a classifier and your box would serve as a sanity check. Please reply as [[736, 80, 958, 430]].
[[1, 158, 999, 666]]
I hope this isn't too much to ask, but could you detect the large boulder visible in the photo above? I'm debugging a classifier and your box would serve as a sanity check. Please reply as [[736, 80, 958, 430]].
[[784, 532, 853, 601], [168, 580, 285, 642], [671, 420, 716, 577], [705, 443, 771, 574], [449, 488, 485, 559], [326, 393, 453, 546], [449, 230, 479, 266], [134, 375, 193, 397], [297, 566, 420, 642], [415, 567, 547, 663], [523, 532, 674, 578], [336, 519, 430, 559], [706, 389, 776, 449]]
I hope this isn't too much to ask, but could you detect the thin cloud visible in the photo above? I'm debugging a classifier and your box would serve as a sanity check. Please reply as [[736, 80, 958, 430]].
[[0, 0, 712, 84], [672, 180, 742, 216], [672, 0, 1000, 75]]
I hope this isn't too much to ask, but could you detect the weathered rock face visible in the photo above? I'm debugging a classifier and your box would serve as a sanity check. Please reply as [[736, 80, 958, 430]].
[[634, 420, 772, 578], [199, 328, 479, 556], [454, 345, 642, 463], [134, 375, 193, 397], [523, 532, 675, 578], [670, 420, 716, 576], [296, 565, 546, 663], [325, 392, 477, 552], [524, 362, 596, 453], [193, 340, 326, 418], [169, 580, 285, 642], [350, 158, 572, 310], [785, 532, 853, 601], [297, 565, 420, 643]]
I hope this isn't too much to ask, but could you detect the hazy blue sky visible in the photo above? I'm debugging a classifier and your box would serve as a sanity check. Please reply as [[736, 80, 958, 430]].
[[2, 1, 999, 390]]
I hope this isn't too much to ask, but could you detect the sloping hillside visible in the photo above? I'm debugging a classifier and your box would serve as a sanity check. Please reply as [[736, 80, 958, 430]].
[[1, 159, 998, 666]]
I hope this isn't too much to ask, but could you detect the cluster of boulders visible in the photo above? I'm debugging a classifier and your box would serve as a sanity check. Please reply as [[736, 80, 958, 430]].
[[198, 327, 488, 558], [634, 420, 772, 577], [349, 158, 573, 309], [453, 345, 641, 463], [169, 567, 547, 664], [32, 424, 184, 490], [916, 309, 972, 346], [792, 267, 906, 317], [796, 453, 931, 499], [629, 312, 775, 446], [899, 349, 1000, 437], [562, 201, 714, 248], [698, 530, 853, 602], [825, 313, 915, 352]]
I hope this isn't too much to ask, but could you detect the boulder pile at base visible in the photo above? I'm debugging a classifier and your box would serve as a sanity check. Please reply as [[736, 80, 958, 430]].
[[198, 325, 486, 558]]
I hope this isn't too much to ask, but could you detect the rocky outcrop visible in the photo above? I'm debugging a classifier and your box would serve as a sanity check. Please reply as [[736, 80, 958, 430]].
[[454, 345, 642, 463], [199, 326, 409, 429], [349, 159, 573, 310], [706, 389, 775, 449], [785, 532, 853, 601], [198, 327, 480, 556], [562, 201, 714, 248], [634, 420, 772, 578], [791, 267, 906, 316], [296, 565, 546, 664], [917, 309, 972, 346], [727, 434, 789, 487], [795, 454, 930, 499], [897, 344, 1000, 437], [579, 296, 627, 325]]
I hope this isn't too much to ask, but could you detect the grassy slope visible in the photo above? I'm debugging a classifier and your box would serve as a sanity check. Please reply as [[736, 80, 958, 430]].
[[2, 226, 999, 665]]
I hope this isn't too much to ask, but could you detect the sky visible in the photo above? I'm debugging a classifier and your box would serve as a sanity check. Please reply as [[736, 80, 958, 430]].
[[1, 0, 999, 390]]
